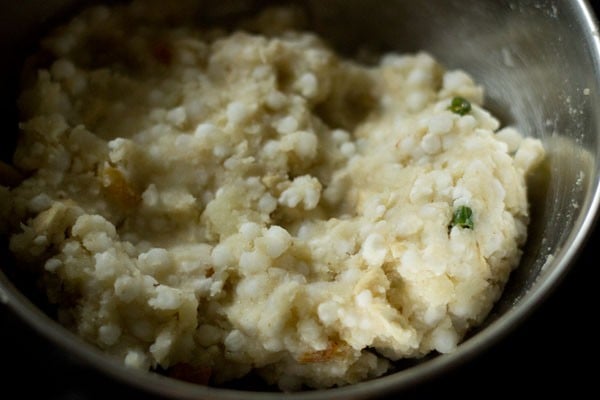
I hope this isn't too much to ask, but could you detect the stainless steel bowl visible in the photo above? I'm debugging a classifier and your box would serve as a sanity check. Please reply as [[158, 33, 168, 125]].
[[1, 1, 599, 398]]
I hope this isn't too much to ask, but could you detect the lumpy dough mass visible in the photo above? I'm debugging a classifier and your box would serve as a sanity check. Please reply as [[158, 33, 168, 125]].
[[0, 0, 544, 390]]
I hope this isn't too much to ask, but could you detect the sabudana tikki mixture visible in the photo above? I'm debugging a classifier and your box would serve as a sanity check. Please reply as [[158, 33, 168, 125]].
[[0, 0, 544, 390]]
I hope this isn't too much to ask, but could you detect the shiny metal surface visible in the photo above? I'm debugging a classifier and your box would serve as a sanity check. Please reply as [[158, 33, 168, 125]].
[[1, 1, 599, 399]]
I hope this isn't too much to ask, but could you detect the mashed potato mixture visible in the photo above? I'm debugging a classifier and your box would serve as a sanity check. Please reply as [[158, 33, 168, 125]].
[[0, 1, 544, 390]]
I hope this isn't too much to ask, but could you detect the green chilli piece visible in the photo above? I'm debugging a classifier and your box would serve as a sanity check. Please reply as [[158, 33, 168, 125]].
[[451, 205, 474, 229], [448, 96, 472, 116]]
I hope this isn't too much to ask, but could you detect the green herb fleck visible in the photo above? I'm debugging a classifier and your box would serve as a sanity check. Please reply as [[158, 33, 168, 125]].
[[448, 96, 472, 116], [450, 205, 474, 229]]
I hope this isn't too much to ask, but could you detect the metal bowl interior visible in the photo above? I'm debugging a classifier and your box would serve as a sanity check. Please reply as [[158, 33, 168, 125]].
[[1, 0, 599, 399]]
